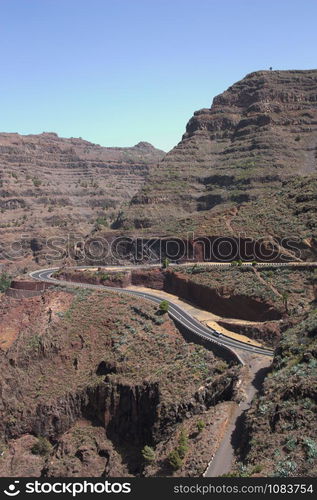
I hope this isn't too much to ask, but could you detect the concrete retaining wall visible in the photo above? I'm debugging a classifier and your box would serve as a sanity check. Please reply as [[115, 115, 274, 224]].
[[6, 280, 53, 299], [10, 280, 52, 291]]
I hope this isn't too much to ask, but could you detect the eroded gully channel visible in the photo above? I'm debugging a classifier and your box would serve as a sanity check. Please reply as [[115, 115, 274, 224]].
[[204, 354, 271, 476]]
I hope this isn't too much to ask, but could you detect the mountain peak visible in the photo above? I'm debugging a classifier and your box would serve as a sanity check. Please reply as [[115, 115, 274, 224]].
[[134, 141, 158, 150], [117, 69, 317, 237]]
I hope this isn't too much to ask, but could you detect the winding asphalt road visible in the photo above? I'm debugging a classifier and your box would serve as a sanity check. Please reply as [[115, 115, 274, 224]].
[[30, 267, 274, 360], [30, 263, 311, 476]]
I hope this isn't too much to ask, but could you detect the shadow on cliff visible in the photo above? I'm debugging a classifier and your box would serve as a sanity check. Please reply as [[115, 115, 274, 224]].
[[230, 364, 271, 461]]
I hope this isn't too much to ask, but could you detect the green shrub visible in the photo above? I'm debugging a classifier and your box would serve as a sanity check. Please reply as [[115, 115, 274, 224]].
[[274, 460, 297, 477], [197, 420, 205, 433], [303, 438, 317, 460], [32, 177, 42, 187], [154, 317, 164, 325], [27, 335, 41, 350], [0, 272, 11, 292], [215, 360, 228, 373], [176, 429, 189, 458], [178, 429, 188, 447], [141, 445, 156, 463], [31, 437, 52, 456], [162, 257, 170, 269], [159, 300, 169, 313], [252, 464, 263, 474], [168, 449, 183, 470], [95, 216, 108, 227], [177, 443, 189, 459], [99, 272, 110, 282], [284, 437, 297, 452]]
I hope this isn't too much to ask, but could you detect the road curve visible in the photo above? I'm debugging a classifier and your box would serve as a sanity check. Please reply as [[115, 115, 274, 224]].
[[30, 267, 274, 360]]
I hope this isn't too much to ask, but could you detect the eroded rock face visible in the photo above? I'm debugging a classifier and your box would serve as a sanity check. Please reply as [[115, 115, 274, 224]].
[[237, 310, 317, 477], [0, 288, 238, 477], [44, 424, 127, 477], [0, 133, 164, 270], [164, 272, 281, 321], [115, 70, 317, 247], [0, 435, 46, 477]]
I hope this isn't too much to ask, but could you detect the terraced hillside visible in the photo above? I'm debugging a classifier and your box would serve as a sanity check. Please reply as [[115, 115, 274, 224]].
[[115, 70, 317, 252], [0, 133, 164, 270]]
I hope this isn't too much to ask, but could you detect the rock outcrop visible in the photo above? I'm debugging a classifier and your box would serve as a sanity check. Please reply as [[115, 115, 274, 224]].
[[115, 70, 317, 255], [0, 133, 164, 270], [237, 310, 317, 477], [0, 288, 238, 476]]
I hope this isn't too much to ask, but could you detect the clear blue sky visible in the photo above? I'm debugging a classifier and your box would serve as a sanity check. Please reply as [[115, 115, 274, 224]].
[[1, 0, 316, 152]]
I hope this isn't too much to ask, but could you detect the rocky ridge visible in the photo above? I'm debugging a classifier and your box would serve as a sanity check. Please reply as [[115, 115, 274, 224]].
[[115, 70, 317, 251], [0, 133, 164, 270]]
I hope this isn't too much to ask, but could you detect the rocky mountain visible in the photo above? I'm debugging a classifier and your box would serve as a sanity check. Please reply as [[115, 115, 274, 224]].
[[0, 70, 317, 479], [0, 287, 238, 477], [115, 70, 317, 253], [2, 71, 317, 270], [0, 133, 164, 270]]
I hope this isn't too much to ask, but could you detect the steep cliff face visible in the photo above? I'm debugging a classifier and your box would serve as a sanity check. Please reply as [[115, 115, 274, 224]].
[[115, 70, 317, 248], [0, 288, 238, 477], [0, 133, 164, 270], [164, 272, 281, 321], [237, 310, 317, 477]]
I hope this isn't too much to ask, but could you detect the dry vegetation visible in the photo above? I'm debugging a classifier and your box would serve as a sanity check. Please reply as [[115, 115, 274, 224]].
[[234, 310, 317, 477]]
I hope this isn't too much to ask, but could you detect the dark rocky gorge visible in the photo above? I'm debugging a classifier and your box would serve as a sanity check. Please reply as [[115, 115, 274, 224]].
[[0, 288, 239, 477]]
